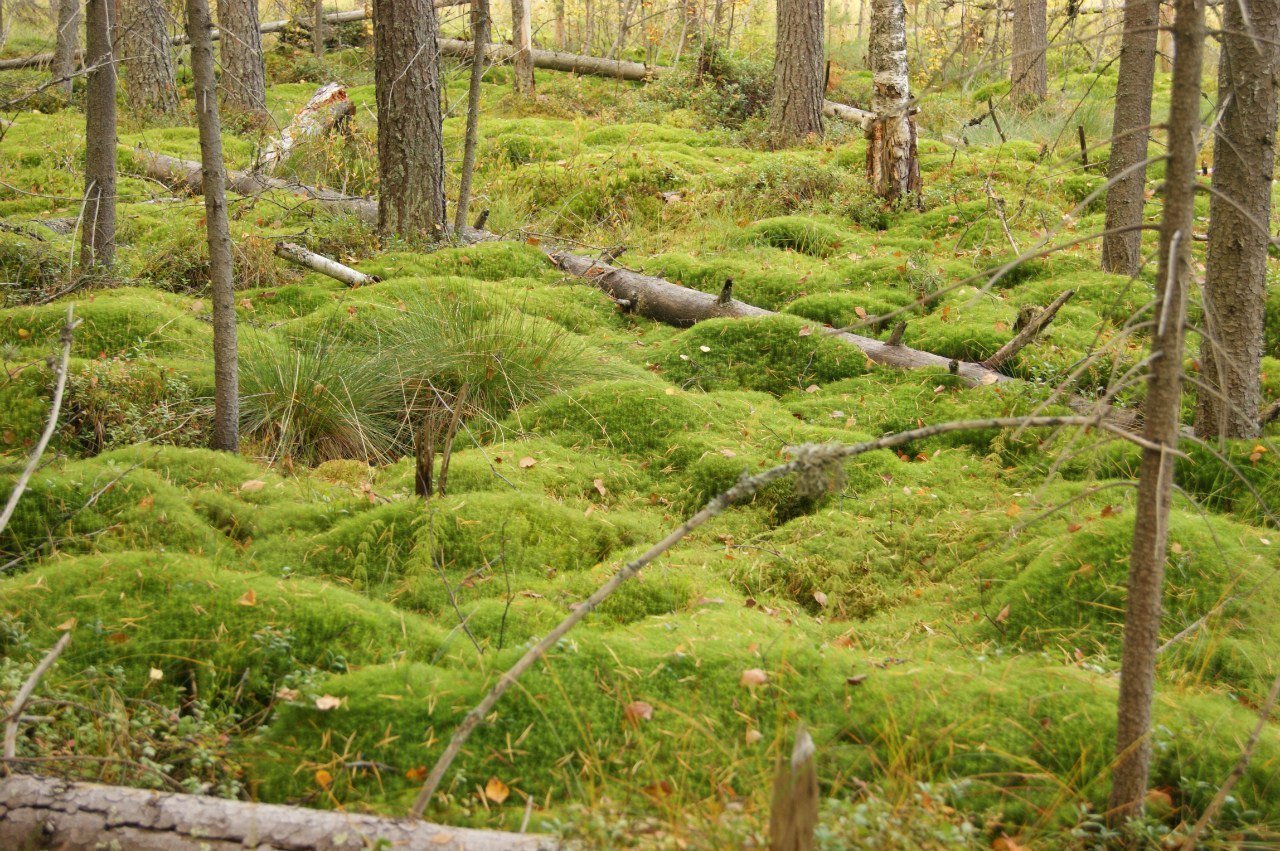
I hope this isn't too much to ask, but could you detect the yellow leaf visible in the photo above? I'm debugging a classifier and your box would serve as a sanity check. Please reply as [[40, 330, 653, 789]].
[[315, 769, 333, 788], [484, 776, 510, 804], [518, 456, 537, 468], [1005, 503, 1021, 518], [240, 479, 266, 493], [237, 589, 257, 607], [56, 617, 77, 631]]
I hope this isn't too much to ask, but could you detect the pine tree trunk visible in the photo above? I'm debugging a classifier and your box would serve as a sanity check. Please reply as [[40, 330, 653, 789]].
[[1010, 0, 1046, 105], [1100, 0, 1159, 274], [1193, 0, 1279, 439], [1109, 0, 1204, 821], [187, 0, 240, 452], [312, 0, 324, 57], [455, 0, 489, 229], [120, 0, 179, 115], [866, 0, 920, 201], [80, 0, 116, 271], [215, 0, 268, 119], [769, 0, 824, 143], [512, 0, 535, 95], [554, 0, 565, 49], [51, 0, 79, 96], [374, 0, 447, 237]]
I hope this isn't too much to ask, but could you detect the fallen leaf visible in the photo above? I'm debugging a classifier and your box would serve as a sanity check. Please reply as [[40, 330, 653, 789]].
[[719, 448, 737, 457], [1100, 504, 1117, 517], [237, 589, 257, 607], [593, 478, 608, 496], [484, 776, 510, 804], [1005, 503, 1021, 518], [813, 591, 829, 608], [992, 835, 1029, 851], [846, 674, 869, 686], [995, 605, 1010, 623], [148, 667, 164, 681], [56, 617, 77, 631], [106, 632, 130, 644], [854, 306, 868, 319], [624, 701, 654, 723], [740, 668, 768, 688], [276, 687, 300, 701], [1067, 522, 1083, 533], [314, 694, 342, 711], [744, 729, 763, 744], [518, 456, 537, 468], [137, 494, 155, 511], [805, 384, 820, 393], [798, 326, 813, 337], [405, 765, 427, 782], [240, 479, 266, 493], [315, 769, 333, 788]]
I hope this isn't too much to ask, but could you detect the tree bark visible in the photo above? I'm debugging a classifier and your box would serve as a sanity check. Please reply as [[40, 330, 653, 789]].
[[119, 0, 179, 116], [374, 0, 447, 238], [274, 241, 377, 286], [1010, 0, 1047, 105], [866, 0, 920, 201], [0, 774, 553, 850], [768, 0, 825, 144], [455, 0, 490, 230], [512, 0, 535, 95], [215, 0, 268, 119], [1100, 0, 1158, 274], [187, 0, 240, 452], [1108, 0, 1203, 821], [51, 0, 78, 95], [554, 0, 565, 49], [1193, 0, 1279, 439], [312, 0, 324, 57], [79, 0, 116, 271]]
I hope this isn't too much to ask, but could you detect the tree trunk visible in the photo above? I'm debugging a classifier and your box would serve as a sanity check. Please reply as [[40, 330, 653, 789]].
[[1193, 0, 1279, 440], [187, 0, 240, 452], [0, 773, 553, 850], [769, 0, 824, 144], [374, 0, 447, 237], [51, 0, 78, 96], [512, 0, 535, 94], [865, 0, 920, 201], [120, 0, 179, 115], [554, 0, 565, 49], [215, 0, 268, 119], [1108, 0, 1203, 821], [1100, 0, 1159, 274], [455, 0, 489, 230], [312, 0, 324, 57], [79, 0, 116, 271], [1010, 0, 1047, 105]]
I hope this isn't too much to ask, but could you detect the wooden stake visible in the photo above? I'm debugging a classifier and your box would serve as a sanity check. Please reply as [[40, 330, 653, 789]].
[[769, 726, 818, 851]]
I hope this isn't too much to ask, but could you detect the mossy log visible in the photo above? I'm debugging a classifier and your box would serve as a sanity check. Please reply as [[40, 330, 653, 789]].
[[0, 774, 554, 851]]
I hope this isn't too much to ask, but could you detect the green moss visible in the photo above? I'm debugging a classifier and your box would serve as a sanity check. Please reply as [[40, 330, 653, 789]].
[[743, 216, 848, 258], [1, 288, 208, 359]]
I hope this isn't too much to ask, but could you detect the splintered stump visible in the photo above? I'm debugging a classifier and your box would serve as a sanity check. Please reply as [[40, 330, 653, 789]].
[[769, 726, 818, 851], [257, 82, 353, 174]]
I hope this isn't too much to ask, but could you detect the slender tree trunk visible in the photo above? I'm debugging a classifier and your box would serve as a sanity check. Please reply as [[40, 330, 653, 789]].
[[80, 0, 116, 271], [769, 0, 824, 143], [312, 0, 325, 57], [1109, 0, 1203, 821], [374, 0, 447, 237], [553, 0, 565, 49], [120, 0, 179, 115], [215, 0, 268, 119], [1010, 0, 1047, 105], [584, 0, 595, 52], [186, 0, 240, 452], [512, 0, 534, 94], [1193, 0, 1279, 439], [1100, 0, 1159, 274], [455, 0, 489, 229], [866, 0, 920, 201], [51, 0, 79, 96]]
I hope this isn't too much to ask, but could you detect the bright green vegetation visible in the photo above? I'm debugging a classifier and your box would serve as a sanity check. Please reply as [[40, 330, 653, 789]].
[[1, 31, 1279, 851]]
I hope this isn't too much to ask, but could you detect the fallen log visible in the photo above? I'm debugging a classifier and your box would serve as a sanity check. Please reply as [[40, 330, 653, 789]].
[[256, 82, 353, 174], [275, 240, 378, 286], [0, 773, 554, 850], [130, 150, 1024, 388]]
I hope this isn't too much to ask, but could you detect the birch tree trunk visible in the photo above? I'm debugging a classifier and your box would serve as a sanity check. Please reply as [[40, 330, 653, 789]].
[[374, 0, 447, 237], [51, 0, 79, 96], [80, 0, 116, 271], [1193, 0, 1279, 439], [768, 0, 825, 144], [1010, 0, 1047, 105], [865, 0, 920, 201], [1108, 0, 1204, 820], [187, 0, 240, 452], [1100, 0, 1158, 274], [512, 0, 535, 94], [215, 0, 268, 119], [120, 0, 179, 115]]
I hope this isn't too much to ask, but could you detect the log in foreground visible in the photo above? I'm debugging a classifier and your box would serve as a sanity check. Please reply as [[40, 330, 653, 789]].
[[132, 150, 1015, 387], [275, 241, 378, 286], [0, 773, 555, 851]]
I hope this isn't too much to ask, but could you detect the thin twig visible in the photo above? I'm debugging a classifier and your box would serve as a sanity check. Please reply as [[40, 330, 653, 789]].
[[3, 631, 72, 764]]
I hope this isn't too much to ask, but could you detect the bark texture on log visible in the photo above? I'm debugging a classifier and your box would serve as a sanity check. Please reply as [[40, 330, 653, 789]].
[[257, 82, 352, 174], [374, 0, 447, 237], [769, 0, 825, 143], [0, 774, 555, 851], [866, 0, 920, 201], [1193, 0, 1280, 439], [275, 241, 378, 286], [1109, 0, 1203, 820], [1010, 0, 1047, 105], [119, 0, 179, 115], [216, 0, 268, 118], [79, 0, 116, 271], [1100, 0, 1158, 274]]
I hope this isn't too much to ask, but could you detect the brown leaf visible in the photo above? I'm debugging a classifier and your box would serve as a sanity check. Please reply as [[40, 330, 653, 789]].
[[624, 701, 654, 724], [518, 456, 538, 468], [995, 605, 1010, 623], [137, 494, 155, 511], [237, 589, 257, 607], [740, 668, 768, 688], [484, 776, 510, 804], [405, 765, 428, 782], [846, 674, 869, 686], [106, 632, 130, 644], [240, 479, 266, 493], [314, 769, 333, 788], [854, 306, 868, 319], [593, 478, 608, 496], [56, 617, 77, 631], [798, 325, 813, 337]]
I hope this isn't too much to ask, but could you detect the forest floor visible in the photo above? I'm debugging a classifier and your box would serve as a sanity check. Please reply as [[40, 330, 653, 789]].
[[2, 27, 1280, 850]]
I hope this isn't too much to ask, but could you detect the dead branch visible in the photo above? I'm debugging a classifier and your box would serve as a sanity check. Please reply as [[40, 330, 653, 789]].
[[273, 241, 377, 287], [2, 632, 72, 764], [980, 289, 1075, 371]]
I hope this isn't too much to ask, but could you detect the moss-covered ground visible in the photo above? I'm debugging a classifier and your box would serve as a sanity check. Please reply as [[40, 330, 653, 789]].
[[2, 23, 1279, 849]]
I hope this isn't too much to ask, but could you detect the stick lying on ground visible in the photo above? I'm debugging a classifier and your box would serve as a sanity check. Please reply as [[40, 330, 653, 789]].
[[0, 773, 554, 850], [274, 241, 378, 286], [980, 289, 1074, 371], [2, 632, 71, 763]]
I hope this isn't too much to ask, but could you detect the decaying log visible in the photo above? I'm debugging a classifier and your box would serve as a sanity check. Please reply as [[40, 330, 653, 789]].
[[0, 773, 554, 850], [257, 82, 353, 174], [274, 241, 377, 286]]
